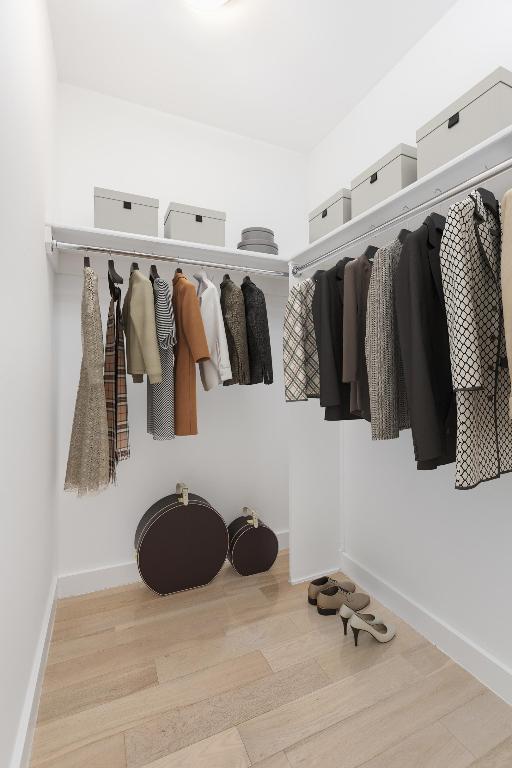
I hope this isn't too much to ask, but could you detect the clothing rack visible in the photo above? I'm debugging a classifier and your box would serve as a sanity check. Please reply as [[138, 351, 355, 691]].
[[51, 239, 290, 278], [292, 154, 512, 276]]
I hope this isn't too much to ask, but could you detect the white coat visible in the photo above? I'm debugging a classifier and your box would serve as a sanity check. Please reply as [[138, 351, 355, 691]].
[[194, 271, 232, 390]]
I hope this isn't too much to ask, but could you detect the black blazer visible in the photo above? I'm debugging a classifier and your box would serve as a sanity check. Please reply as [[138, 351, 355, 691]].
[[313, 259, 359, 421], [395, 215, 456, 469]]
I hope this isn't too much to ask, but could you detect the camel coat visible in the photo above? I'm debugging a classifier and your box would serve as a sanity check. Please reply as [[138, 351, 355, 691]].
[[172, 272, 210, 436]]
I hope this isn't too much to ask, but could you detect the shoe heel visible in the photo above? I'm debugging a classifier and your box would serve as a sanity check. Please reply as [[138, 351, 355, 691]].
[[340, 616, 349, 635], [352, 626, 360, 647]]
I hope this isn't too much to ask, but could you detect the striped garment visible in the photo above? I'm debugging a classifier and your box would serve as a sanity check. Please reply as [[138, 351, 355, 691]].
[[104, 288, 130, 483], [147, 278, 177, 440]]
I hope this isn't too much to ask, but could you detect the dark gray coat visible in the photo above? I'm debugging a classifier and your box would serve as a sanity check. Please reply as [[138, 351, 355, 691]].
[[241, 277, 273, 385]]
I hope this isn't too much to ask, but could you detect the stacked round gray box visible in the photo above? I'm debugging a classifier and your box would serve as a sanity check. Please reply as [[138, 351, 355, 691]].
[[238, 227, 278, 255]]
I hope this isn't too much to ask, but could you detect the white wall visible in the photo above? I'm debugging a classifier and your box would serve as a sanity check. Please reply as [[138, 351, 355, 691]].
[[55, 84, 307, 255], [307, 0, 512, 700], [0, 1, 57, 766], [53, 85, 305, 590]]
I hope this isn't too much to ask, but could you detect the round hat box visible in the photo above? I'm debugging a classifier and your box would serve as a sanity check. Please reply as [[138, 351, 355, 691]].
[[134, 487, 228, 595], [227, 509, 278, 576]]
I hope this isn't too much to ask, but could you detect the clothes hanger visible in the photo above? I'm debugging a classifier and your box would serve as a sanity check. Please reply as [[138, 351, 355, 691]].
[[107, 255, 123, 284], [476, 187, 499, 217], [149, 264, 160, 283], [398, 229, 411, 244], [130, 261, 139, 273], [83, 249, 90, 268], [363, 245, 378, 261], [429, 211, 446, 231]]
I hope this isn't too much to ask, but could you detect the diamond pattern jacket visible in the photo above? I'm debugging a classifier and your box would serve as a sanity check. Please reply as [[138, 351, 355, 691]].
[[282, 276, 320, 402], [440, 189, 512, 489]]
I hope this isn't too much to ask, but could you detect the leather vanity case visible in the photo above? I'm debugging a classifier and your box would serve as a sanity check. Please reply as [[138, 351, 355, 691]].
[[134, 485, 228, 595], [227, 508, 279, 576]]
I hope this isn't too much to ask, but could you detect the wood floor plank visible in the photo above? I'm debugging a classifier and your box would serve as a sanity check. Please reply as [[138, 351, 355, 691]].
[[252, 753, 292, 768], [403, 643, 451, 677], [468, 735, 512, 767], [125, 661, 329, 767], [37, 663, 158, 723], [441, 691, 512, 758], [141, 728, 250, 768], [238, 654, 420, 764], [35, 734, 126, 768], [261, 625, 342, 673], [31, 651, 270, 765], [358, 721, 474, 767], [285, 664, 483, 768], [55, 582, 159, 623]]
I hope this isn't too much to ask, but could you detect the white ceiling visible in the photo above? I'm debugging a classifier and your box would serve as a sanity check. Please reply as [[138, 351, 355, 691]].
[[47, 0, 457, 151]]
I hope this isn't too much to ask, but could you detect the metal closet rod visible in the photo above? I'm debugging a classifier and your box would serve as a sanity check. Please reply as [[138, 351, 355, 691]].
[[292, 155, 512, 276], [52, 240, 289, 278]]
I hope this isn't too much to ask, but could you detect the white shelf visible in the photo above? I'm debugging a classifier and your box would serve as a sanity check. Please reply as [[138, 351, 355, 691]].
[[290, 125, 512, 274], [47, 224, 289, 277]]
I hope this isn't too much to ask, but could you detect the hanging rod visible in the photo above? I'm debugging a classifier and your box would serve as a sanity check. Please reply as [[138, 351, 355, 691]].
[[51, 240, 289, 278], [292, 154, 512, 276]]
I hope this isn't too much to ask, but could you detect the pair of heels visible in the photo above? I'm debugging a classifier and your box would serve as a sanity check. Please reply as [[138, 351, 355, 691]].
[[308, 576, 371, 616], [339, 604, 396, 646]]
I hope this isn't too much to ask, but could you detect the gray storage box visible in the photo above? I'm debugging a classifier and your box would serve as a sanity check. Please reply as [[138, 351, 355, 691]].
[[309, 189, 351, 243], [416, 67, 512, 177], [351, 145, 417, 217], [164, 202, 226, 246], [94, 188, 159, 236]]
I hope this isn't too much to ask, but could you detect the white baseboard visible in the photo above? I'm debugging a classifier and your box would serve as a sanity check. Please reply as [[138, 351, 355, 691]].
[[290, 563, 341, 586], [10, 578, 57, 768], [340, 551, 512, 704], [58, 529, 290, 598]]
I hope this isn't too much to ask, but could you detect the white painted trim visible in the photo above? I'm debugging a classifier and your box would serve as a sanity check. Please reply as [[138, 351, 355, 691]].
[[10, 578, 57, 768], [290, 564, 341, 586], [58, 529, 290, 597], [340, 551, 512, 704]]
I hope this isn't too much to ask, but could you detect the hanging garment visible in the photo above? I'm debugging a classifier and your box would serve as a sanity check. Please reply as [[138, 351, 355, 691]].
[[220, 275, 250, 385], [122, 270, 162, 384], [241, 276, 273, 385], [172, 271, 210, 436], [313, 258, 359, 421], [501, 187, 512, 416], [282, 276, 320, 402], [395, 215, 456, 470], [342, 253, 373, 421], [194, 270, 232, 391], [147, 277, 176, 440], [366, 238, 410, 440], [65, 267, 109, 495], [440, 189, 512, 489], [104, 288, 130, 482]]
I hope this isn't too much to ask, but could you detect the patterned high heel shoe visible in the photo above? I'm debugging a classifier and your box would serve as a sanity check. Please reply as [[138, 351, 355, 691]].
[[349, 612, 396, 646]]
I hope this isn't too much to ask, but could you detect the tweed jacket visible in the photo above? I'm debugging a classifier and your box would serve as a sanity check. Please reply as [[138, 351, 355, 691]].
[[501, 188, 512, 415], [122, 269, 162, 385], [440, 190, 512, 489], [395, 215, 456, 470], [366, 238, 410, 440], [282, 276, 320, 402], [65, 267, 109, 495], [195, 271, 232, 391], [342, 253, 372, 421], [172, 272, 210, 436], [147, 278, 176, 440], [313, 259, 359, 421], [220, 276, 250, 385], [241, 277, 273, 385]]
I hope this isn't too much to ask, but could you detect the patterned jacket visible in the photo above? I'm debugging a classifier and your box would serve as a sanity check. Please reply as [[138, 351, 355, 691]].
[[440, 189, 512, 489], [220, 276, 250, 385], [283, 277, 320, 401], [241, 277, 273, 385]]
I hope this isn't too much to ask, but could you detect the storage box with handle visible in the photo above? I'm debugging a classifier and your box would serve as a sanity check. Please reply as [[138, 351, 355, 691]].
[[227, 507, 279, 576], [309, 188, 351, 243], [350, 145, 417, 218], [416, 67, 512, 178], [94, 187, 159, 236], [164, 202, 226, 246]]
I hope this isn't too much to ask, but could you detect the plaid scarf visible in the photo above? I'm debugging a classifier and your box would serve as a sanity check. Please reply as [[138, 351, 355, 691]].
[[104, 290, 130, 482]]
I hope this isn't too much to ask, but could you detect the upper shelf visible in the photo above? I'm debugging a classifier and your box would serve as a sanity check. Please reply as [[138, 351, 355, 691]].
[[48, 224, 289, 278], [290, 125, 512, 275]]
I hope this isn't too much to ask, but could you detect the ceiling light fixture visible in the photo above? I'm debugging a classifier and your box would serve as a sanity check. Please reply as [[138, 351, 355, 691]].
[[186, 0, 231, 10]]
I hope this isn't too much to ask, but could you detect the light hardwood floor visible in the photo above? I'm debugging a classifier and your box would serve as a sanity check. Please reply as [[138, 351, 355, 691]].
[[30, 552, 512, 767]]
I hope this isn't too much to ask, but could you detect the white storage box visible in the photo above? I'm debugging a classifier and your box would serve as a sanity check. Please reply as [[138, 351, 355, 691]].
[[351, 145, 417, 218], [416, 67, 512, 177], [94, 188, 159, 236], [309, 189, 351, 243], [164, 202, 226, 246]]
